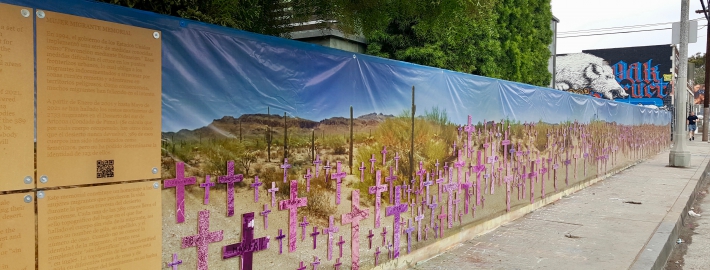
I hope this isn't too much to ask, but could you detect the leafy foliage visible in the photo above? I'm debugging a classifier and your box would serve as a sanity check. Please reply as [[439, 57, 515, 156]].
[[689, 52, 706, 85]]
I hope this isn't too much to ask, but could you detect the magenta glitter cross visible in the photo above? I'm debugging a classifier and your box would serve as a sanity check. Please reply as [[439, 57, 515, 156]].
[[385, 185, 408, 259], [251, 176, 263, 203], [385, 166, 398, 204], [168, 253, 182, 270], [165, 162, 197, 223], [341, 190, 370, 270], [281, 158, 291, 183], [304, 168, 313, 192], [279, 180, 308, 253], [300, 216, 310, 242], [222, 212, 270, 270], [405, 219, 414, 254], [369, 154, 377, 173], [260, 204, 271, 229], [381, 146, 388, 165], [218, 160, 244, 217], [200, 174, 214, 205], [368, 170, 387, 228], [268, 182, 279, 208], [182, 210, 224, 270], [310, 226, 320, 249], [331, 161, 347, 205], [313, 155, 322, 178], [323, 216, 339, 260]]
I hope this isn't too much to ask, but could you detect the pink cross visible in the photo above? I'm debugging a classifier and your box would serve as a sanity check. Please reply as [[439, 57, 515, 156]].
[[435, 173, 445, 203], [323, 161, 332, 181], [380, 227, 387, 246], [367, 229, 374, 250], [369, 154, 377, 173], [385, 166, 398, 204], [200, 174, 214, 205], [334, 258, 342, 270], [405, 219, 414, 253], [460, 174, 473, 214], [368, 170, 387, 228], [310, 226, 320, 249], [415, 206, 424, 241], [260, 204, 271, 229], [300, 217, 310, 242], [218, 161, 244, 217], [281, 158, 291, 183], [473, 151, 486, 205], [422, 173, 433, 204], [336, 235, 345, 258], [268, 182, 279, 208], [341, 190, 370, 270], [331, 161, 347, 205], [311, 256, 321, 270], [251, 176, 263, 202], [297, 261, 307, 270], [394, 152, 400, 171], [437, 205, 447, 237], [304, 169, 313, 192], [323, 216, 339, 260], [165, 162, 197, 223], [385, 186, 408, 259], [279, 180, 308, 253], [381, 146, 388, 165], [464, 115, 475, 154], [182, 210, 223, 270], [275, 229, 285, 254], [428, 195, 438, 228], [374, 247, 381, 266], [222, 212, 269, 270], [313, 155, 322, 178], [454, 151, 466, 184], [442, 183, 458, 228], [359, 162, 366, 182]]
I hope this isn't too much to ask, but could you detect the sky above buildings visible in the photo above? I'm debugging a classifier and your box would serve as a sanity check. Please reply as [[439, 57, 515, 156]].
[[552, 0, 708, 56]]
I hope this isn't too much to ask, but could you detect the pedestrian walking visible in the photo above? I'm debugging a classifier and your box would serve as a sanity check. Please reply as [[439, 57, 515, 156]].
[[688, 111, 699, 141]]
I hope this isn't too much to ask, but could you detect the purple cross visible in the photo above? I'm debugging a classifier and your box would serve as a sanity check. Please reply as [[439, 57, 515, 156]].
[[251, 176, 263, 202], [367, 229, 374, 250], [460, 176, 473, 214], [464, 115, 475, 154], [359, 162, 366, 182], [369, 154, 377, 173], [473, 151, 486, 206], [304, 169, 313, 192], [454, 152, 466, 184], [300, 217, 310, 242], [311, 226, 320, 249], [374, 247, 381, 267], [218, 161, 244, 217], [276, 229, 285, 254], [428, 195, 438, 228], [183, 210, 224, 270], [442, 183, 458, 228], [435, 173, 445, 203], [331, 161, 348, 205], [279, 180, 308, 253], [323, 216, 339, 260], [298, 261, 307, 270], [381, 146, 388, 165], [385, 166, 398, 204], [336, 235, 345, 258], [394, 152, 400, 171], [381, 227, 388, 246], [452, 192, 462, 223], [368, 170, 387, 228], [281, 158, 291, 183], [415, 206, 424, 241], [311, 256, 321, 270], [385, 186, 408, 259], [268, 182, 279, 208], [165, 162, 197, 223], [423, 174, 434, 204], [222, 212, 270, 270], [168, 253, 182, 270], [529, 162, 537, 204], [437, 205, 447, 238], [405, 219, 414, 253], [424, 225, 430, 240], [313, 155, 322, 178], [417, 161, 427, 188], [334, 258, 342, 270], [200, 174, 214, 205], [341, 190, 369, 270], [260, 204, 271, 229]]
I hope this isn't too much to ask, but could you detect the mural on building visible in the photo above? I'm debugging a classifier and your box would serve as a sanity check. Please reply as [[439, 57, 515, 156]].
[[555, 45, 674, 107]]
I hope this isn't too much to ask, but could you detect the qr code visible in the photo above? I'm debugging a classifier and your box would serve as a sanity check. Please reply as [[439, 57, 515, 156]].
[[97, 160, 114, 178]]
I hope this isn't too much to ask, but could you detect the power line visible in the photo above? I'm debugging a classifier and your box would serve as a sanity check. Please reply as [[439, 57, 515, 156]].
[[558, 24, 708, 39], [558, 17, 705, 35]]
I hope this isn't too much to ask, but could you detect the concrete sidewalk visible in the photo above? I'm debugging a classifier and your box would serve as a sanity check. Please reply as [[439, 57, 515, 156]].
[[413, 142, 710, 270]]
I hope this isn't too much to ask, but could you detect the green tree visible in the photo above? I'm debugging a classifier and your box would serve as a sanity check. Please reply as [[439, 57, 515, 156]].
[[689, 52, 705, 85]]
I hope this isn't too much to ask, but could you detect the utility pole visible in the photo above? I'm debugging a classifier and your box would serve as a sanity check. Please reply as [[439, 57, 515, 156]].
[[696, 1, 710, 141], [671, 0, 692, 167]]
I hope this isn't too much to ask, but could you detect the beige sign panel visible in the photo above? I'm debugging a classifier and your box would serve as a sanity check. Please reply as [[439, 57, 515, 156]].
[[0, 192, 36, 270], [38, 181, 162, 269], [0, 3, 34, 191], [36, 10, 162, 187]]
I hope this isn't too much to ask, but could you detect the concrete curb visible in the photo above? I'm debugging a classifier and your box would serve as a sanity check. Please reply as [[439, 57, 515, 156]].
[[629, 154, 710, 270], [372, 157, 652, 270]]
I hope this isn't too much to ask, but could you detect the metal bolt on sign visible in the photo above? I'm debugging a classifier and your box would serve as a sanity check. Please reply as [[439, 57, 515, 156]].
[[36, 10, 45, 18]]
